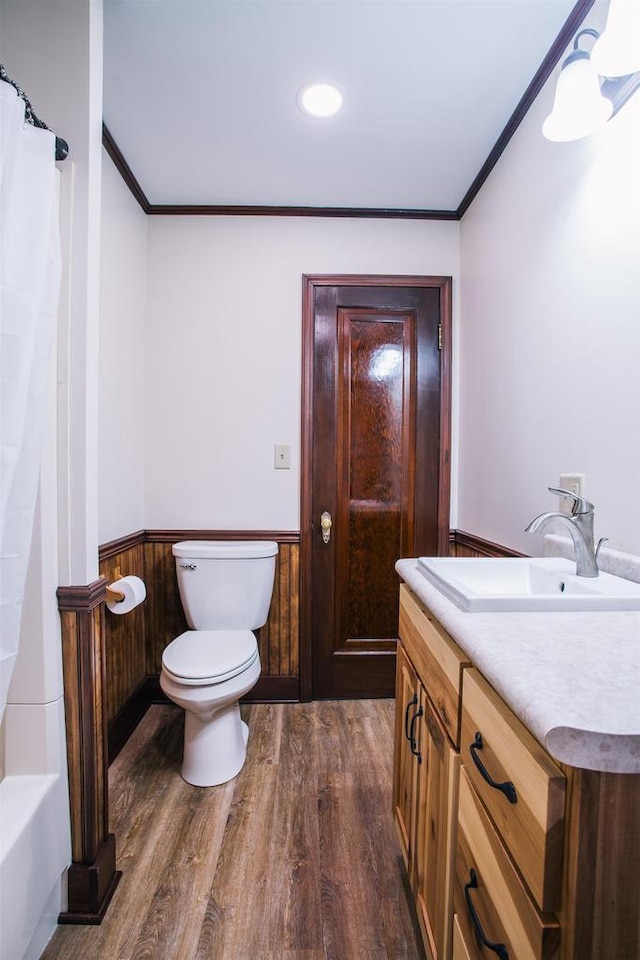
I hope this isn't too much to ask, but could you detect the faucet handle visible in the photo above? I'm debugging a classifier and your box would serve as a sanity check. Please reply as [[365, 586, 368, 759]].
[[548, 486, 595, 515]]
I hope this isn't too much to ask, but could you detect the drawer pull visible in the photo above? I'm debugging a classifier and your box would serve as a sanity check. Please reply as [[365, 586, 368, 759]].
[[404, 694, 418, 742], [464, 869, 509, 960], [470, 731, 518, 804], [409, 705, 424, 763]]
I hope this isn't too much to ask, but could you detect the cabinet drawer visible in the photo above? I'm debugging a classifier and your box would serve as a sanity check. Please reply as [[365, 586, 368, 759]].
[[455, 770, 560, 960], [399, 584, 471, 747], [461, 669, 565, 912]]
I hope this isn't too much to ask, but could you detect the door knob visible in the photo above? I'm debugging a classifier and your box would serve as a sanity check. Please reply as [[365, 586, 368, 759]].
[[320, 511, 332, 544]]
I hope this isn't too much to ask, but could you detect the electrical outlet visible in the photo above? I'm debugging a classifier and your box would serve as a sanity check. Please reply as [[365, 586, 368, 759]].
[[558, 473, 585, 515], [274, 443, 291, 470]]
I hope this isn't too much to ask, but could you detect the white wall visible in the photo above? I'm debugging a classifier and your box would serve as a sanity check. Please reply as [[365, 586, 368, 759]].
[[144, 216, 460, 531], [2, 0, 106, 586], [0, 1, 103, 956], [459, 43, 640, 555], [98, 151, 148, 544]]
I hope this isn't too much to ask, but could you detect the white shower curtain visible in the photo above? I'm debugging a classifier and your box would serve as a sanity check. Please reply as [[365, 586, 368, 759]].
[[0, 79, 61, 721]]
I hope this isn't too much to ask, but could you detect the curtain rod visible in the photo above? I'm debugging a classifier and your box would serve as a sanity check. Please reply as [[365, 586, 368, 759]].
[[0, 63, 69, 161]]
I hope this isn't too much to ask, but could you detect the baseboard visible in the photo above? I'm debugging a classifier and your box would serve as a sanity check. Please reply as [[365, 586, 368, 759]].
[[108, 673, 300, 764], [242, 675, 300, 702], [58, 834, 121, 925], [107, 678, 160, 762]]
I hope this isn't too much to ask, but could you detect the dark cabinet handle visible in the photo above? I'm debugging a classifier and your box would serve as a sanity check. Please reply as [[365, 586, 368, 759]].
[[404, 694, 418, 742], [464, 869, 509, 960], [408, 705, 423, 763], [469, 732, 517, 804]]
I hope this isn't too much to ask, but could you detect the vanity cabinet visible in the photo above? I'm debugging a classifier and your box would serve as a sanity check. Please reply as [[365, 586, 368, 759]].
[[394, 582, 640, 960], [394, 585, 470, 960], [454, 669, 563, 960]]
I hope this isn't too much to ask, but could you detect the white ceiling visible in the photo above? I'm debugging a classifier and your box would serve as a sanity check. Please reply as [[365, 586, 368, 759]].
[[103, 0, 581, 210]]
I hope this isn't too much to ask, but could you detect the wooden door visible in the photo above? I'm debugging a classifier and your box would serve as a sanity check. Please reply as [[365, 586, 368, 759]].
[[301, 276, 451, 700]]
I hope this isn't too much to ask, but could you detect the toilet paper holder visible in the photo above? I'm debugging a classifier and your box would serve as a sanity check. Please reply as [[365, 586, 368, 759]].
[[104, 570, 147, 615], [106, 565, 125, 603]]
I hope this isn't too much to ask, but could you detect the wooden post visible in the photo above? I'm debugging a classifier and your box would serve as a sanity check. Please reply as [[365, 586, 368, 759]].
[[57, 579, 121, 923]]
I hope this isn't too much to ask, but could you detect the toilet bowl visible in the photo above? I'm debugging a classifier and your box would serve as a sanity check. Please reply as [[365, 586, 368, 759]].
[[159, 541, 277, 787]]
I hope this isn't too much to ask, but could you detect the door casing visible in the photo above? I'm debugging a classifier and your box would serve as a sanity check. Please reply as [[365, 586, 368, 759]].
[[300, 274, 452, 701]]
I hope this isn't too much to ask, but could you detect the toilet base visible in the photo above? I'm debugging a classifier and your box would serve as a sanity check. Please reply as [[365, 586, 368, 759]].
[[182, 701, 250, 787]]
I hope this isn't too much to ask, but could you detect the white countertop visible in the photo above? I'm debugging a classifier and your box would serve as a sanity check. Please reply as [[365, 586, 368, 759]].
[[396, 557, 640, 775]]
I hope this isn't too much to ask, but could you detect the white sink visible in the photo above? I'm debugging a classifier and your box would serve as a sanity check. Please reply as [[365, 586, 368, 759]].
[[417, 557, 640, 612]]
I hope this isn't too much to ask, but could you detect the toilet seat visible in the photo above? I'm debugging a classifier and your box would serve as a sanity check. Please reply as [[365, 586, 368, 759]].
[[162, 630, 259, 686]]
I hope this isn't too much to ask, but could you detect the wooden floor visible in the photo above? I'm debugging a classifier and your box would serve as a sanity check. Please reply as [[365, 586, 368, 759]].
[[42, 701, 424, 960]]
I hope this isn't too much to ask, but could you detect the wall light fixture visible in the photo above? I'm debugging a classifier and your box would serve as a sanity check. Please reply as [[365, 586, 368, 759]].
[[592, 0, 640, 77], [543, 0, 640, 142]]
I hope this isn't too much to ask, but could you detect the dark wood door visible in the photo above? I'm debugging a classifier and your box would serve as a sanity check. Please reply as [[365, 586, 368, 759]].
[[301, 276, 451, 700]]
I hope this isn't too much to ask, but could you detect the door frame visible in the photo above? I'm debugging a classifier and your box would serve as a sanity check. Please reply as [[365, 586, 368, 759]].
[[299, 274, 453, 701]]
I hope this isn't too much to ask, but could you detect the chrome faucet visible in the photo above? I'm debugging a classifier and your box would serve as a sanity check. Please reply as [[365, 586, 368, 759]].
[[525, 487, 607, 578]]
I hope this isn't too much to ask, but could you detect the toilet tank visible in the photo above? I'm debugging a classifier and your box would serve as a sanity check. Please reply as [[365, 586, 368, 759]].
[[172, 541, 278, 630]]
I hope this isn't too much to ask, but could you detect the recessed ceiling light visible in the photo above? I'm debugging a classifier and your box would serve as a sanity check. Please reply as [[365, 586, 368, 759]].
[[297, 83, 343, 118]]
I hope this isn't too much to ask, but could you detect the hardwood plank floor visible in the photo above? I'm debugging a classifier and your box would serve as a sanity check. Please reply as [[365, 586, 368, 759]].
[[41, 701, 424, 960]]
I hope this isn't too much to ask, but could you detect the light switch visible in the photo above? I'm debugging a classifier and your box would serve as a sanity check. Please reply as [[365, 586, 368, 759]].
[[274, 444, 291, 470]]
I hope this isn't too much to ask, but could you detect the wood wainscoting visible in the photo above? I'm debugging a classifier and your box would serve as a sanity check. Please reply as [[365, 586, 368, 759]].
[[99, 533, 148, 760], [98, 530, 300, 762], [53, 525, 516, 925], [95, 527, 519, 762], [449, 529, 527, 559]]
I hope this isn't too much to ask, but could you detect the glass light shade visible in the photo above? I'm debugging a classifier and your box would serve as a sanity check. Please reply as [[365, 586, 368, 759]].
[[591, 0, 640, 77], [297, 83, 342, 117], [543, 55, 613, 141]]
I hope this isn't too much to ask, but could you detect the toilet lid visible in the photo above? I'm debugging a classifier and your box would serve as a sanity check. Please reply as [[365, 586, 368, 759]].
[[162, 630, 259, 684]]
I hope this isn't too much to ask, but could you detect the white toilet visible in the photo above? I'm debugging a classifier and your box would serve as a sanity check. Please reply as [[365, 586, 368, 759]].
[[160, 540, 278, 787]]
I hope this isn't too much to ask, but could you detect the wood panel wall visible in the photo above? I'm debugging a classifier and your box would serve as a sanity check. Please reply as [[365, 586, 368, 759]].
[[449, 530, 527, 559], [53, 524, 514, 927], [96, 528, 514, 761], [141, 537, 300, 683], [99, 539, 147, 727], [141, 539, 188, 675], [98, 531, 300, 760]]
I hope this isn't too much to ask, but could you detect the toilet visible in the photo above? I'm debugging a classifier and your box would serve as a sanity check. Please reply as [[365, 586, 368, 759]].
[[160, 540, 278, 786]]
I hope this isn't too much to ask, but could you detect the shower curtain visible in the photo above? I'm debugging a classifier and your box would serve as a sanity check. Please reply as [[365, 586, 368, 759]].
[[0, 78, 61, 721]]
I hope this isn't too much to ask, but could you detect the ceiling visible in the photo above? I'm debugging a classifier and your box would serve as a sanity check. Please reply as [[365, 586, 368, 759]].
[[102, 0, 587, 212]]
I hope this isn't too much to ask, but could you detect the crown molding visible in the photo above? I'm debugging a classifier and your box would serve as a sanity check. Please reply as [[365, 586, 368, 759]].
[[457, 0, 595, 217], [103, 0, 596, 222], [102, 125, 150, 214]]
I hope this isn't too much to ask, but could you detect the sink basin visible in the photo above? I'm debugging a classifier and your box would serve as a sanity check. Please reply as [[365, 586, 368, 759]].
[[417, 557, 640, 612]]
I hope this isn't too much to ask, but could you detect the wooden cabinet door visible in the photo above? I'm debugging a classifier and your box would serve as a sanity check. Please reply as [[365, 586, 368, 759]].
[[393, 644, 421, 869], [399, 584, 470, 748], [414, 691, 461, 960], [451, 915, 474, 960]]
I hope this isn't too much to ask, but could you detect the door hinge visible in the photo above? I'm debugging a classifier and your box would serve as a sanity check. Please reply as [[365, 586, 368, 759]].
[[438, 323, 442, 351]]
